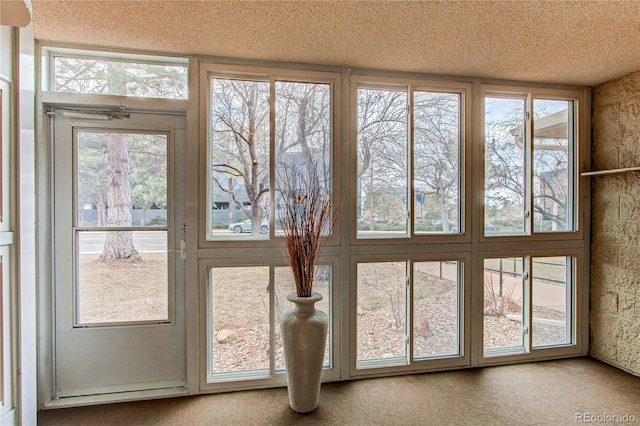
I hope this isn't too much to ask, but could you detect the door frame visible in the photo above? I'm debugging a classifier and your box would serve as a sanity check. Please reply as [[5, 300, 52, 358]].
[[44, 109, 190, 407]]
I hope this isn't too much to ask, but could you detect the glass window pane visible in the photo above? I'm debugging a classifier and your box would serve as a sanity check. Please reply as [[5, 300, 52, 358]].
[[357, 87, 408, 238], [413, 261, 460, 359], [77, 131, 167, 228], [210, 78, 270, 240], [357, 262, 407, 366], [0, 27, 12, 79], [274, 81, 332, 234], [533, 100, 573, 232], [484, 97, 526, 235], [1, 80, 9, 228], [483, 257, 524, 353], [76, 231, 168, 324], [210, 266, 270, 375], [54, 56, 187, 99], [274, 266, 331, 371], [413, 92, 461, 234], [532, 257, 572, 347]]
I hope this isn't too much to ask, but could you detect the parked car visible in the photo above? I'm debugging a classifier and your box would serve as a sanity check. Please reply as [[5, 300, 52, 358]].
[[450, 223, 496, 233], [228, 219, 269, 234]]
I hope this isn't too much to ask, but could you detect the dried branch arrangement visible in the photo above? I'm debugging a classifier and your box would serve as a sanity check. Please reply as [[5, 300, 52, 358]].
[[278, 163, 336, 297]]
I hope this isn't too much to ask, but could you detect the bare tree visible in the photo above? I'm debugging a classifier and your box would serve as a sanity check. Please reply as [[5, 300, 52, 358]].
[[485, 100, 570, 231], [211, 79, 333, 234], [211, 79, 270, 234], [275, 82, 331, 191], [357, 88, 408, 230], [413, 92, 460, 232]]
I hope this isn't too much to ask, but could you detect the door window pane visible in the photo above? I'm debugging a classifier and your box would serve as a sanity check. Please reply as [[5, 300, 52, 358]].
[[532, 257, 572, 347], [76, 231, 169, 324], [533, 100, 573, 232], [357, 262, 407, 366], [209, 267, 270, 375], [209, 78, 270, 240], [77, 131, 168, 228], [413, 92, 461, 234], [274, 266, 331, 371], [483, 257, 524, 353], [357, 88, 408, 238], [484, 97, 526, 235], [75, 128, 170, 325], [413, 261, 460, 359]]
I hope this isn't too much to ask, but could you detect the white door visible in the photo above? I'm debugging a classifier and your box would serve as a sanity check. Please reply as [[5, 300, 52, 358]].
[[53, 112, 186, 398]]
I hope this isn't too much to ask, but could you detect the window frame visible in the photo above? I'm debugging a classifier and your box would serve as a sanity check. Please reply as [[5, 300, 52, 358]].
[[71, 126, 175, 327], [39, 44, 190, 114], [350, 75, 472, 246], [198, 63, 342, 249], [41, 46, 189, 99], [476, 247, 584, 367], [479, 85, 587, 244], [349, 252, 471, 379], [199, 255, 341, 393]]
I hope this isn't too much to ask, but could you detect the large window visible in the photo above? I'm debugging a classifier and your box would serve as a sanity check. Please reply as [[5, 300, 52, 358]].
[[356, 84, 463, 238], [356, 260, 462, 369], [208, 264, 332, 381], [202, 66, 339, 386], [484, 94, 576, 236], [483, 255, 575, 357], [207, 73, 334, 240]]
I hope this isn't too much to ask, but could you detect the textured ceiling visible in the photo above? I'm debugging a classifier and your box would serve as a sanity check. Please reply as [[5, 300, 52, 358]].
[[30, 0, 640, 87]]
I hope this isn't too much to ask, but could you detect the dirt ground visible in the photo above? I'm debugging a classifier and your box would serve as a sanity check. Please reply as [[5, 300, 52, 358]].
[[78, 253, 168, 323], [76, 255, 566, 373]]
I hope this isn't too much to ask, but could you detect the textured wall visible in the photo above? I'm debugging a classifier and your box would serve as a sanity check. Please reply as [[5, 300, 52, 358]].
[[591, 70, 640, 376]]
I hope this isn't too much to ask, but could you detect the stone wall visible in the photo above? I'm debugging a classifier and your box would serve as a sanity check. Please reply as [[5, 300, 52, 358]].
[[591, 70, 640, 376]]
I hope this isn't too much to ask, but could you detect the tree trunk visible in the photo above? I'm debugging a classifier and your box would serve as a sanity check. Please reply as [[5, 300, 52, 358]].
[[437, 189, 451, 233], [101, 133, 141, 262], [246, 84, 265, 234], [368, 166, 375, 231], [227, 177, 234, 224], [139, 203, 147, 227], [97, 192, 106, 227]]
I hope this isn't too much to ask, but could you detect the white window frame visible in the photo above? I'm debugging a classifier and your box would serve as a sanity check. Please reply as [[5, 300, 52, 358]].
[[473, 84, 589, 365], [200, 63, 341, 247], [350, 75, 472, 246], [349, 253, 471, 379], [199, 256, 341, 393], [41, 45, 188, 99], [198, 62, 342, 392], [479, 85, 586, 243], [476, 248, 584, 366], [39, 45, 190, 115]]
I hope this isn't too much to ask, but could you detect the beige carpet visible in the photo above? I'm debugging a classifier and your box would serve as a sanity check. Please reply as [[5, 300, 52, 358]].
[[38, 357, 640, 426]]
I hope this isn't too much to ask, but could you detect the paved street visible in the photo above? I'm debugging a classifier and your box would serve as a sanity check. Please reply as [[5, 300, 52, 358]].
[[78, 231, 168, 253]]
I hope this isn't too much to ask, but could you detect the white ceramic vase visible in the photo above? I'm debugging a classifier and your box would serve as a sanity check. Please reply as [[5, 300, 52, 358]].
[[280, 292, 328, 413]]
